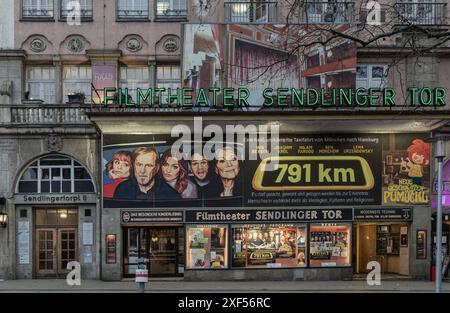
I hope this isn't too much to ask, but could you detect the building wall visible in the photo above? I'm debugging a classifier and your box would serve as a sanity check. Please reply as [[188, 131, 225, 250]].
[[0, 134, 100, 280], [0, 0, 14, 49]]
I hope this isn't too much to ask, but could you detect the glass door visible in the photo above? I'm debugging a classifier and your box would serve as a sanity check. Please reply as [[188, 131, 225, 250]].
[[58, 228, 78, 275], [36, 229, 57, 276], [149, 228, 177, 275]]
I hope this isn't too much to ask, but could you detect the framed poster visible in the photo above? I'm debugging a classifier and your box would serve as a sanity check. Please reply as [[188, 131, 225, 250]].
[[106, 234, 117, 264], [400, 226, 408, 247], [416, 230, 427, 259]]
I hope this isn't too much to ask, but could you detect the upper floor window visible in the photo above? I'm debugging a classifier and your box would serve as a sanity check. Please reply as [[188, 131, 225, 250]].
[[60, 0, 93, 20], [63, 65, 92, 104], [395, 0, 445, 25], [225, 0, 277, 23], [117, 0, 149, 20], [156, 0, 187, 19], [120, 66, 150, 102], [22, 0, 54, 19], [26, 66, 56, 104], [356, 64, 388, 89], [304, 0, 354, 24], [157, 65, 181, 104], [18, 155, 95, 193]]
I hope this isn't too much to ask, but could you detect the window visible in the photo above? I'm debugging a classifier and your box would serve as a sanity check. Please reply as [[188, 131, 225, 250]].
[[305, 0, 353, 23], [22, 0, 54, 19], [186, 226, 228, 269], [63, 66, 92, 103], [156, 0, 187, 18], [60, 0, 93, 20], [232, 224, 307, 268], [225, 0, 277, 23], [156, 65, 181, 104], [119, 66, 150, 103], [309, 223, 351, 267], [396, 0, 442, 25], [356, 64, 388, 89], [18, 155, 95, 193], [117, 0, 149, 20], [26, 66, 56, 104]]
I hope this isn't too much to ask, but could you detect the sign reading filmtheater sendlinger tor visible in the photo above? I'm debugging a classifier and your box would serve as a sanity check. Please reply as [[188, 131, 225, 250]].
[[101, 87, 447, 108]]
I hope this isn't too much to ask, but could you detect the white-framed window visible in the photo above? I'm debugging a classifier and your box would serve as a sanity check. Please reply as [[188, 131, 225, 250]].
[[356, 64, 388, 89], [26, 66, 56, 103], [17, 155, 95, 193], [156, 0, 187, 17], [60, 0, 93, 19], [63, 65, 92, 103], [22, 0, 54, 18], [157, 65, 181, 89], [117, 0, 149, 19], [119, 66, 150, 102], [157, 65, 181, 104]]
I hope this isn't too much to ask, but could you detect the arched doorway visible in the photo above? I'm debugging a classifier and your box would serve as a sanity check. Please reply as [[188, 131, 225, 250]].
[[16, 154, 96, 278]]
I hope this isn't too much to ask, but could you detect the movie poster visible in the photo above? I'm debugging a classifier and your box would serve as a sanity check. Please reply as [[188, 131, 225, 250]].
[[244, 134, 382, 207], [102, 134, 383, 208], [382, 134, 431, 205]]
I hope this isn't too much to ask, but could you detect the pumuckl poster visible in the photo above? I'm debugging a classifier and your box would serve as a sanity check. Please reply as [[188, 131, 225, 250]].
[[382, 134, 431, 205]]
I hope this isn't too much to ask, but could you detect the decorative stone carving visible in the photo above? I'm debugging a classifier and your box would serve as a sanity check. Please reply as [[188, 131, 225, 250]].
[[67, 38, 84, 52], [47, 134, 62, 152], [163, 38, 178, 52], [126, 37, 142, 52], [30, 38, 46, 52]]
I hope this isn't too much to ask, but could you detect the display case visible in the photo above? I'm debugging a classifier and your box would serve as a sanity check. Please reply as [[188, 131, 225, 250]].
[[376, 225, 400, 255]]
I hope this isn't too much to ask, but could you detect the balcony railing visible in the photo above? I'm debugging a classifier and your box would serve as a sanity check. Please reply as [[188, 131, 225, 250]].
[[395, 2, 447, 25], [1, 104, 91, 126], [156, 9, 188, 18], [290, 2, 355, 24], [117, 9, 149, 20], [22, 7, 54, 19], [225, 1, 278, 23], [60, 9, 93, 20]]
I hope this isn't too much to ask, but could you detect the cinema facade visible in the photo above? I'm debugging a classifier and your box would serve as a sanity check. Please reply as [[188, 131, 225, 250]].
[[1, 10, 449, 281]]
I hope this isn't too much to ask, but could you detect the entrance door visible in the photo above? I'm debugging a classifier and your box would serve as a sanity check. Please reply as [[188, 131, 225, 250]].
[[36, 228, 78, 277], [36, 229, 57, 276], [149, 228, 177, 275], [58, 228, 78, 275], [34, 208, 78, 278], [123, 226, 182, 277]]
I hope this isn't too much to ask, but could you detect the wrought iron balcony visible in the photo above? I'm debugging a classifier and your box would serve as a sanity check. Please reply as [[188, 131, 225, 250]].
[[395, 2, 447, 25], [22, 7, 54, 19], [155, 9, 188, 18], [224, 1, 278, 23], [0, 104, 91, 126], [290, 2, 355, 24], [117, 9, 149, 20], [60, 9, 93, 19]]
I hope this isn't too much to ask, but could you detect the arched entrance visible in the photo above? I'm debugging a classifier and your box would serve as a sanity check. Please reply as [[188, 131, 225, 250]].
[[15, 154, 96, 278]]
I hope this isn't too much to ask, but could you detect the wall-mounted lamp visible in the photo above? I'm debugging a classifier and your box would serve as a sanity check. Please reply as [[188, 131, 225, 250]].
[[0, 197, 7, 228]]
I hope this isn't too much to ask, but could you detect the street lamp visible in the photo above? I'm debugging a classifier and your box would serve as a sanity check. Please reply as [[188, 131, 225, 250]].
[[430, 134, 447, 293], [0, 197, 7, 228]]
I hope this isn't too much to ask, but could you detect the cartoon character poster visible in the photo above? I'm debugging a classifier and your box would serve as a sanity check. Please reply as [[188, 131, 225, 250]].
[[382, 134, 431, 205]]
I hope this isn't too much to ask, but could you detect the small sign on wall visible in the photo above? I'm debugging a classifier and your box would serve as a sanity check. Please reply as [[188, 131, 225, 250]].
[[18, 221, 30, 264], [106, 234, 116, 264], [82, 222, 93, 245], [401, 226, 408, 247]]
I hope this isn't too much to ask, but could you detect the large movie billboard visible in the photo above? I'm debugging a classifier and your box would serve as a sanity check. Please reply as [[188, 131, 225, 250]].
[[103, 134, 384, 208]]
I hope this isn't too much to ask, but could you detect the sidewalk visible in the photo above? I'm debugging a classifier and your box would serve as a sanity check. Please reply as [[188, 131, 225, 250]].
[[0, 279, 449, 293]]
